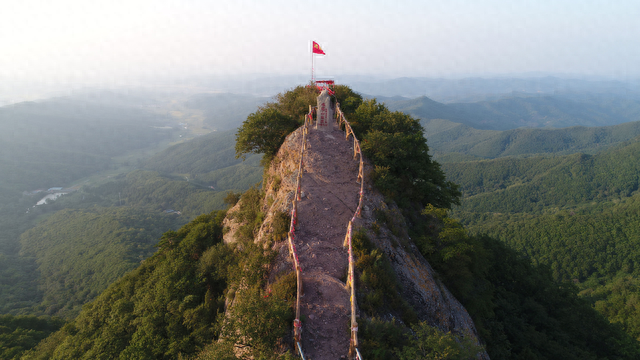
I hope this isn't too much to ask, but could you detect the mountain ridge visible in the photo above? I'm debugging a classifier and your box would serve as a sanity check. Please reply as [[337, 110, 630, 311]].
[[387, 94, 640, 130]]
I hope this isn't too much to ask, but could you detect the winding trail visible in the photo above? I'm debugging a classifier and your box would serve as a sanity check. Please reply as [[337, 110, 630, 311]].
[[294, 123, 361, 359]]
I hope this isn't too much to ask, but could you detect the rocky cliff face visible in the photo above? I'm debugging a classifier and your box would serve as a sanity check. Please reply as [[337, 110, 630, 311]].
[[223, 122, 489, 359]]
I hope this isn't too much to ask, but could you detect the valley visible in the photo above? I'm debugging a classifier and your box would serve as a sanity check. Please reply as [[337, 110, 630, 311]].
[[0, 91, 265, 325]]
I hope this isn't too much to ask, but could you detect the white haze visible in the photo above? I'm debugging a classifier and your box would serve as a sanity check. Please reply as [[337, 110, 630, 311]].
[[2, 0, 640, 103]]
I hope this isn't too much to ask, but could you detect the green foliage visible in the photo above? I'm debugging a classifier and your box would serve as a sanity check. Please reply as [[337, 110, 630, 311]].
[[352, 229, 417, 324], [218, 285, 292, 357], [0, 315, 65, 360], [464, 195, 640, 282], [0, 252, 41, 315], [417, 206, 486, 301], [351, 99, 460, 208], [358, 318, 408, 360], [580, 273, 640, 341], [398, 116, 640, 164], [269, 211, 291, 246], [235, 108, 300, 162], [27, 183, 293, 359], [359, 318, 482, 360], [23, 211, 231, 359], [0, 93, 273, 358], [0, 153, 257, 317], [231, 187, 265, 242], [270, 271, 297, 305], [223, 191, 242, 208], [443, 140, 640, 214], [396, 321, 483, 360], [0, 97, 192, 319], [476, 235, 640, 359], [410, 203, 640, 359], [422, 233, 640, 360], [142, 130, 262, 180], [332, 85, 363, 116], [269, 85, 319, 120], [87, 170, 233, 218], [18, 207, 181, 318], [209, 187, 293, 359], [270, 176, 282, 192], [445, 138, 640, 342], [192, 341, 238, 360]]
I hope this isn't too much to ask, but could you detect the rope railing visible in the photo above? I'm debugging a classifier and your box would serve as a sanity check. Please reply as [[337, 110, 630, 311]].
[[288, 101, 364, 359], [335, 103, 365, 360], [286, 106, 314, 359]]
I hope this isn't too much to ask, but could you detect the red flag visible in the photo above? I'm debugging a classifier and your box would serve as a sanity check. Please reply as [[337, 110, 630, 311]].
[[312, 41, 325, 55]]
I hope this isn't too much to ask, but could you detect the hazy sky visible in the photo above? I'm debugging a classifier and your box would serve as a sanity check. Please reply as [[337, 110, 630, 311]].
[[2, 0, 640, 86]]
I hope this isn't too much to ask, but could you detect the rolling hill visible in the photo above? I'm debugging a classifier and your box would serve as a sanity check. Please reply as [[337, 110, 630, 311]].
[[416, 117, 640, 162], [443, 138, 640, 339], [387, 94, 640, 130], [353, 76, 640, 103]]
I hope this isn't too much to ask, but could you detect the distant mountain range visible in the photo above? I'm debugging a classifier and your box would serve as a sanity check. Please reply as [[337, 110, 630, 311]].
[[184, 93, 268, 131], [416, 118, 640, 161], [351, 76, 640, 103], [386, 94, 640, 130]]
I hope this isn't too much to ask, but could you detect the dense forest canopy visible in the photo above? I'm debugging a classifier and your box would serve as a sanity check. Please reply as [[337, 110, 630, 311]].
[[443, 140, 640, 213], [444, 134, 640, 341], [21, 211, 231, 359], [421, 118, 640, 162], [18, 207, 182, 318]]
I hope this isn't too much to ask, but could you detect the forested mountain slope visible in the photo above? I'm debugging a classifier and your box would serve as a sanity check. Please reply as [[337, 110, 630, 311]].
[[141, 129, 263, 189], [184, 93, 268, 130], [17, 208, 182, 318], [444, 138, 640, 340], [0, 98, 175, 193], [21, 211, 232, 360], [463, 194, 640, 282], [86, 170, 236, 217], [387, 94, 640, 130], [423, 118, 640, 161], [1, 154, 259, 319], [443, 139, 640, 213]]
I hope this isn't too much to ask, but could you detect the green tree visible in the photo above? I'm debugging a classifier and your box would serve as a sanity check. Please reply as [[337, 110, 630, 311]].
[[332, 84, 363, 116], [217, 286, 291, 357], [396, 322, 483, 360], [354, 99, 460, 208], [23, 211, 231, 360], [235, 108, 299, 163], [269, 85, 319, 120]]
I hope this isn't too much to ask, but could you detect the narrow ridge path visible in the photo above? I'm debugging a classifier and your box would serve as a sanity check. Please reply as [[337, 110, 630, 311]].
[[295, 123, 360, 359]]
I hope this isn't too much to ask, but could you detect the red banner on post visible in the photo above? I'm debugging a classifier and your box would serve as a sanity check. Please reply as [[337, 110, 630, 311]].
[[312, 41, 325, 55]]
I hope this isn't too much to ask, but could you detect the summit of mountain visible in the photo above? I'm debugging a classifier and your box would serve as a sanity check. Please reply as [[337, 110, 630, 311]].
[[222, 121, 486, 359]]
